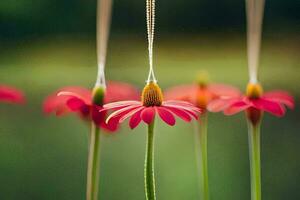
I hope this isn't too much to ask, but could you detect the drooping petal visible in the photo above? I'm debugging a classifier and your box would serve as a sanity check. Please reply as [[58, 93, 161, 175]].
[[103, 101, 141, 110], [129, 110, 143, 129], [0, 85, 25, 104], [163, 104, 199, 119], [162, 106, 192, 122], [43, 86, 92, 115], [67, 97, 87, 111], [224, 100, 250, 115], [157, 107, 176, 126], [101, 116, 120, 132], [104, 81, 140, 103], [163, 101, 201, 114], [44, 95, 71, 115], [251, 98, 285, 117], [164, 100, 197, 107], [263, 91, 294, 109], [164, 85, 197, 100], [208, 84, 241, 98], [119, 107, 145, 123], [105, 105, 142, 124], [207, 99, 232, 112], [56, 87, 92, 104], [141, 107, 156, 124]]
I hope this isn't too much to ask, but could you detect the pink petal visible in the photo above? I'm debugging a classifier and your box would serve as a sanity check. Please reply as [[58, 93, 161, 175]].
[[56, 87, 92, 104], [207, 99, 231, 112], [103, 101, 141, 110], [44, 95, 71, 115], [141, 107, 156, 124], [104, 81, 140, 103], [164, 100, 196, 107], [43, 86, 92, 115], [162, 106, 192, 122], [164, 85, 197, 102], [106, 105, 142, 124], [100, 116, 119, 132], [251, 98, 285, 117], [67, 97, 87, 111], [224, 100, 250, 115], [129, 110, 143, 129], [119, 107, 144, 123], [157, 107, 176, 126], [0, 85, 25, 104], [263, 91, 294, 109], [208, 84, 241, 98], [55, 106, 69, 116], [163, 101, 201, 113], [163, 104, 199, 119]]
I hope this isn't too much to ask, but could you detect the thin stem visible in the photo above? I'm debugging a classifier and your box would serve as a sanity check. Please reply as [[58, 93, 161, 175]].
[[86, 123, 101, 200], [247, 121, 261, 200], [195, 113, 209, 200], [144, 121, 156, 200], [246, 0, 265, 83], [95, 0, 113, 87]]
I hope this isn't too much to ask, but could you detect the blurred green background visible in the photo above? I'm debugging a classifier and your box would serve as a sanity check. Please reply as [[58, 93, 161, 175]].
[[0, 0, 299, 199]]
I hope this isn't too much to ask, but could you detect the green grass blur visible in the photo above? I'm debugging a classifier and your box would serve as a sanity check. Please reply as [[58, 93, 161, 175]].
[[0, 35, 299, 200]]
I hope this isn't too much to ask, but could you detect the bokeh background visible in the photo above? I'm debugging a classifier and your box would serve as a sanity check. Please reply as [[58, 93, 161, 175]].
[[0, 0, 299, 199]]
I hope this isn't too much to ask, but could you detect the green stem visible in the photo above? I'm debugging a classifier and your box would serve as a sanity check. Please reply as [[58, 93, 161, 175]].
[[145, 121, 156, 200], [86, 123, 101, 200], [197, 113, 209, 200], [247, 121, 261, 200]]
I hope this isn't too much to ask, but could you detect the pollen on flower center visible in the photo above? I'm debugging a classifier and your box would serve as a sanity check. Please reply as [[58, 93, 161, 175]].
[[142, 82, 163, 107], [246, 83, 263, 99]]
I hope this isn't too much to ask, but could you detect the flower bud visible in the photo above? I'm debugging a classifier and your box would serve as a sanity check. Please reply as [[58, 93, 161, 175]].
[[92, 86, 105, 106]]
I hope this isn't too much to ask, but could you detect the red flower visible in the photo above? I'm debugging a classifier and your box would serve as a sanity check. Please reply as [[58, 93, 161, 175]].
[[102, 82, 202, 129], [207, 83, 294, 124], [164, 82, 240, 110], [0, 85, 25, 104], [43, 81, 139, 132]]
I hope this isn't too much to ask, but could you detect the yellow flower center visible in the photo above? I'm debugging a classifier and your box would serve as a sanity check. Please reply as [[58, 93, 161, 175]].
[[142, 82, 163, 107], [196, 89, 211, 109], [246, 83, 263, 99]]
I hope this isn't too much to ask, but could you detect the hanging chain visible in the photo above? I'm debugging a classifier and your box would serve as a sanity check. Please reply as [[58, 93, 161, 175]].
[[95, 0, 113, 87], [146, 0, 157, 83], [246, 0, 265, 84]]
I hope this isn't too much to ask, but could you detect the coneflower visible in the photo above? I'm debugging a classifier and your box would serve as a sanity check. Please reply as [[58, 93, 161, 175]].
[[42, 0, 139, 199], [101, 0, 202, 199], [207, 1, 295, 200], [164, 72, 240, 200]]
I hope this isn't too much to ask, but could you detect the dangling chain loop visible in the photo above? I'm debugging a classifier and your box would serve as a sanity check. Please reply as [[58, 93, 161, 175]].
[[95, 0, 113, 88], [146, 0, 157, 83], [246, 0, 265, 84]]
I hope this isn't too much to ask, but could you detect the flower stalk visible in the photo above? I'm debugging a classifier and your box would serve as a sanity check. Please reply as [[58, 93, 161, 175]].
[[86, 123, 101, 200], [86, 86, 105, 200], [195, 113, 209, 200], [145, 121, 156, 200], [247, 120, 261, 200], [200, 114, 209, 200]]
